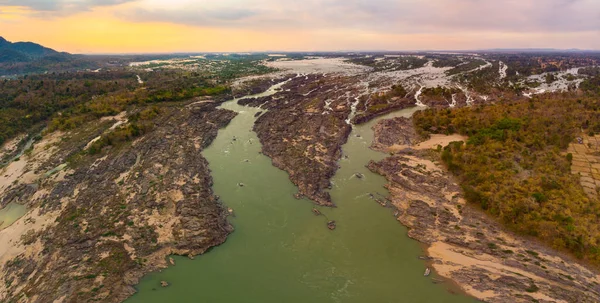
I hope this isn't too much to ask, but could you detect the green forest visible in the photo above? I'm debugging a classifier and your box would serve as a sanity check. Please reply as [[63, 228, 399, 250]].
[[413, 93, 600, 264], [0, 70, 230, 146]]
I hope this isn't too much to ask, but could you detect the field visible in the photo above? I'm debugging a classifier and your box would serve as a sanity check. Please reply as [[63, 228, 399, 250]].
[[568, 134, 600, 197]]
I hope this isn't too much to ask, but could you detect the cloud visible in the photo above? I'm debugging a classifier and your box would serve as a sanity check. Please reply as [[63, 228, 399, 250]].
[[118, 0, 600, 34], [6, 0, 598, 34], [407, 0, 600, 32], [123, 7, 260, 27], [0, 0, 136, 14]]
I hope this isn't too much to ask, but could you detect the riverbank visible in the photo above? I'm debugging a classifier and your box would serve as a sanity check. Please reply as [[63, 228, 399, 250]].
[[0, 102, 236, 302], [368, 116, 600, 302]]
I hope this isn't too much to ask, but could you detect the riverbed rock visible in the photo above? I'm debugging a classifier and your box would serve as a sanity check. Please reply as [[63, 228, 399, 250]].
[[232, 76, 290, 99], [249, 74, 358, 206], [0, 102, 237, 303], [352, 98, 415, 124], [371, 117, 420, 151]]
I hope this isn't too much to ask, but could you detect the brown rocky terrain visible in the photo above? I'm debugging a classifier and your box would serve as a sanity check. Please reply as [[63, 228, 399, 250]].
[[368, 117, 600, 302], [371, 117, 419, 150], [0, 102, 235, 302], [232, 68, 494, 207], [351, 96, 415, 124], [234, 57, 548, 204], [237, 74, 360, 206], [232, 75, 291, 98]]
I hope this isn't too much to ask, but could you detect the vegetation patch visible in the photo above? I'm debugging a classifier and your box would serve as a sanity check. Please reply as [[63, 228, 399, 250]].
[[414, 95, 600, 264]]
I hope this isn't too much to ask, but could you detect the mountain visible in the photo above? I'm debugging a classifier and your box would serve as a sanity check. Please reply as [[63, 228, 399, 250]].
[[0, 36, 66, 63], [0, 36, 102, 76]]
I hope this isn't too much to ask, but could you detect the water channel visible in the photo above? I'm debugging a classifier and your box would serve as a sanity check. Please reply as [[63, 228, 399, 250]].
[[0, 202, 27, 230], [129, 82, 474, 303]]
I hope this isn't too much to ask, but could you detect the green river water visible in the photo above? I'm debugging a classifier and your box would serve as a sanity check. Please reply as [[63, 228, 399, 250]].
[[128, 83, 475, 303], [0, 202, 26, 230]]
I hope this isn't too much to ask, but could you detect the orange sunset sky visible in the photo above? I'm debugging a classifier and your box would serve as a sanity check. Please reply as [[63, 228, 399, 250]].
[[1, 0, 599, 54]]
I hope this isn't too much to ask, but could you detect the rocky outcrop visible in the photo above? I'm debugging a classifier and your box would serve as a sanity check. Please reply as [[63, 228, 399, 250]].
[[232, 76, 290, 98], [0, 102, 236, 303], [371, 117, 419, 151], [368, 117, 600, 303], [247, 74, 355, 206], [352, 98, 415, 124], [254, 110, 350, 206]]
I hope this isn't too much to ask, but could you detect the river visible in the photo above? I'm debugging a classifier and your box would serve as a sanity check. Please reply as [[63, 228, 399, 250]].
[[128, 82, 475, 303], [0, 202, 26, 230]]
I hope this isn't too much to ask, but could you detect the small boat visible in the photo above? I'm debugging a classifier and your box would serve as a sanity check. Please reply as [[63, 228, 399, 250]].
[[354, 173, 364, 179], [375, 198, 386, 207], [312, 208, 321, 216], [237, 183, 245, 187], [424, 267, 431, 276], [327, 220, 336, 230]]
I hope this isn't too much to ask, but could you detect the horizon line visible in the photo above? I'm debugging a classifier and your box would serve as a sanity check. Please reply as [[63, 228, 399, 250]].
[[78, 48, 600, 56]]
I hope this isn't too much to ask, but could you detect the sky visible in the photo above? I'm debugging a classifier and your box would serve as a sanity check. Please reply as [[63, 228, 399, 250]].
[[0, 0, 599, 53]]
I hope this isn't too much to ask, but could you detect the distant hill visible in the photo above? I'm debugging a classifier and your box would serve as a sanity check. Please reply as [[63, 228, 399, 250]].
[[479, 48, 592, 54], [0, 36, 103, 76], [0, 36, 66, 63]]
